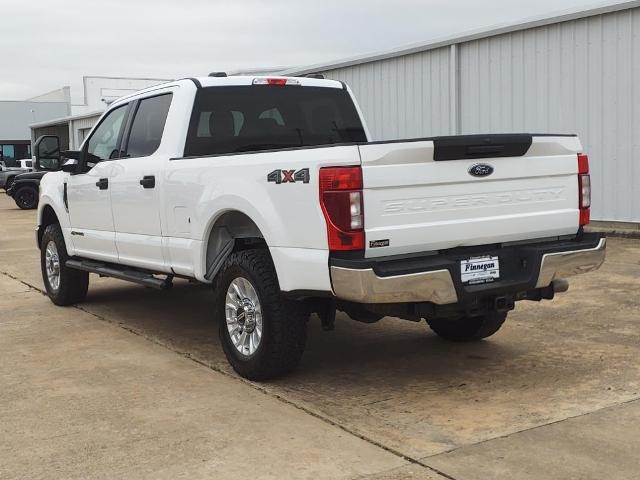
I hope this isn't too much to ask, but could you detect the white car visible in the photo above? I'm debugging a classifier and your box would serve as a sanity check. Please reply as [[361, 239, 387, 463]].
[[34, 75, 606, 379]]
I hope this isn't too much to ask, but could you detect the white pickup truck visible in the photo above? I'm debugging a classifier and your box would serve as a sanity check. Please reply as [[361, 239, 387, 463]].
[[34, 75, 606, 380]]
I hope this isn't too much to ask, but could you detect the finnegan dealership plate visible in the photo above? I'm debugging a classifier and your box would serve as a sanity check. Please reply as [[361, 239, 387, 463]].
[[460, 256, 500, 284]]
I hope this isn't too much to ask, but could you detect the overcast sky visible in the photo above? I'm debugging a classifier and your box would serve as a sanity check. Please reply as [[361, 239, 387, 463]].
[[2, 0, 606, 102]]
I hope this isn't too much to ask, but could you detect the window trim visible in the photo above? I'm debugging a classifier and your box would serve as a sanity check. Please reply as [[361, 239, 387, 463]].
[[120, 92, 173, 160], [81, 102, 132, 170]]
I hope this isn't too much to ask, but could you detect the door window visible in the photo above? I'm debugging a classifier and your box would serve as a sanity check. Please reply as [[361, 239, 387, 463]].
[[124, 94, 172, 158], [86, 104, 128, 164]]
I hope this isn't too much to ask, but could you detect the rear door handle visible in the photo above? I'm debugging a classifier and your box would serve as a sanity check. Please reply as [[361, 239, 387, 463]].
[[95, 178, 108, 190], [139, 175, 155, 189]]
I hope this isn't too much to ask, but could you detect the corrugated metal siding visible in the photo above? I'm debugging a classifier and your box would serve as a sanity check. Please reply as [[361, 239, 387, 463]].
[[73, 116, 98, 131], [322, 47, 451, 140], [458, 8, 640, 222], [316, 6, 640, 222], [0, 101, 69, 140], [70, 115, 100, 149]]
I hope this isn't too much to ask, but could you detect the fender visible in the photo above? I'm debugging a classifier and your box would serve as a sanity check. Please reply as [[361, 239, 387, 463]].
[[199, 196, 277, 246], [6, 175, 43, 198], [37, 172, 73, 253], [196, 196, 282, 281]]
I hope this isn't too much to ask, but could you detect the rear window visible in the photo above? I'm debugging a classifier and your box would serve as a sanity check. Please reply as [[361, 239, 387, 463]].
[[184, 86, 367, 157]]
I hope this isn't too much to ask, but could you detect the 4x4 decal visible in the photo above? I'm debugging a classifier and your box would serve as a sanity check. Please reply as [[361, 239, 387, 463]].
[[267, 168, 310, 184]]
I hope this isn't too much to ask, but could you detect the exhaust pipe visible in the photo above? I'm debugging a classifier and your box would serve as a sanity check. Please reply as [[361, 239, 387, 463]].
[[494, 295, 515, 312]]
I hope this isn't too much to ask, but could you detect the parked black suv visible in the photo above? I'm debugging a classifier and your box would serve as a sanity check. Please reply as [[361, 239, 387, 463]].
[[6, 137, 62, 209]]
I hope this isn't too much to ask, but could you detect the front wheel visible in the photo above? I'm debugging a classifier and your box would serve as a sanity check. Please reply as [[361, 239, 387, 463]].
[[427, 311, 507, 341], [41, 224, 89, 306], [5, 176, 15, 190], [215, 249, 308, 380], [14, 185, 38, 209]]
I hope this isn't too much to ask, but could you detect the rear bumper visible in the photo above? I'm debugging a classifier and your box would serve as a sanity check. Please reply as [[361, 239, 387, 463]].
[[330, 233, 606, 305]]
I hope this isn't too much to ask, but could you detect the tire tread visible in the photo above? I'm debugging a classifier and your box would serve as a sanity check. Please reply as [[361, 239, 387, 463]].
[[41, 224, 89, 306], [14, 185, 38, 210], [214, 249, 308, 380]]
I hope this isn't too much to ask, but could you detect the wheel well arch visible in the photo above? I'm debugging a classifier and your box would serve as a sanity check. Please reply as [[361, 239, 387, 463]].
[[203, 210, 269, 281], [38, 204, 60, 247], [14, 180, 39, 191]]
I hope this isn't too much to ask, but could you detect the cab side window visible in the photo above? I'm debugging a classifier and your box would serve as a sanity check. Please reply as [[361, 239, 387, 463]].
[[124, 94, 172, 158], [86, 104, 128, 163]]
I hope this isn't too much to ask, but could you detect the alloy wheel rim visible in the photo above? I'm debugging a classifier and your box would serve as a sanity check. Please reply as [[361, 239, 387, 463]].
[[225, 277, 263, 357], [18, 189, 35, 207], [45, 241, 61, 292]]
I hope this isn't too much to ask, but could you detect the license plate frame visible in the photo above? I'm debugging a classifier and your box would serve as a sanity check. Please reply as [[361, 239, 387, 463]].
[[460, 256, 500, 284]]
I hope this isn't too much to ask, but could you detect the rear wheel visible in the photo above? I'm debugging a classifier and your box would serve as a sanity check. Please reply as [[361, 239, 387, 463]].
[[14, 185, 38, 209], [41, 224, 89, 306], [5, 176, 15, 190], [427, 311, 507, 341], [215, 249, 308, 380]]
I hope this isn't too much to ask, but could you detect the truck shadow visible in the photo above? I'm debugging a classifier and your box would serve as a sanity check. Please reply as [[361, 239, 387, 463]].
[[71, 273, 639, 456], [80, 278, 523, 388]]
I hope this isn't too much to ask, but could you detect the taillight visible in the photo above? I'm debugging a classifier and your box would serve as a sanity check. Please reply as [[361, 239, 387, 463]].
[[578, 153, 591, 226], [319, 166, 364, 251]]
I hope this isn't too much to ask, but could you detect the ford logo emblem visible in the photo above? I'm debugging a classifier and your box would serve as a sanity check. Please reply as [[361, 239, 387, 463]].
[[468, 163, 494, 178]]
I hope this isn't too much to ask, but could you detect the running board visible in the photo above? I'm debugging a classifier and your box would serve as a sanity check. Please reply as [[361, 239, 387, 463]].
[[66, 259, 173, 290]]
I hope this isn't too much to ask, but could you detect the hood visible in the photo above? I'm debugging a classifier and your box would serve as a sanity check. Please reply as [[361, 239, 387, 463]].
[[14, 171, 48, 181]]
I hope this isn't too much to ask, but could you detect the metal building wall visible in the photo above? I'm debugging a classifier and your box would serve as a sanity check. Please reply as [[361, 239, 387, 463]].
[[458, 8, 640, 222], [317, 6, 640, 223], [323, 47, 452, 141], [70, 115, 100, 149], [0, 101, 69, 141]]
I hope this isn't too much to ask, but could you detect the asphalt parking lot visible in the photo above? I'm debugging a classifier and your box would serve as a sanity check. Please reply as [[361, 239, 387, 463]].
[[1, 192, 639, 479]]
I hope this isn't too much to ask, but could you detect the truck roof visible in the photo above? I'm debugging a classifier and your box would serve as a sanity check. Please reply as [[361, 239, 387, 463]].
[[193, 75, 344, 89], [114, 76, 344, 105]]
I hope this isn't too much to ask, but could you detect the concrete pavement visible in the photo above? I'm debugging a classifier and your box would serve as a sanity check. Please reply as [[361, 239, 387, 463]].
[[0, 273, 416, 480], [1, 192, 639, 479]]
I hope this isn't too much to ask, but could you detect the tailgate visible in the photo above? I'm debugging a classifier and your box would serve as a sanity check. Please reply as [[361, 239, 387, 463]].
[[359, 134, 582, 258]]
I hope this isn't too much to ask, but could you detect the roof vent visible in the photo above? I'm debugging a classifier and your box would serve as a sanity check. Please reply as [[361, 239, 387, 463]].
[[208, 72, 227, 77], [305, 74, 325, 79]]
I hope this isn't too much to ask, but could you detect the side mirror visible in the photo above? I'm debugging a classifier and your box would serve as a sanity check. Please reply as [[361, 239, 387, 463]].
[[34, 135, 61, 171], [61, 159, 79, 173], [60, 150, 81, 173]]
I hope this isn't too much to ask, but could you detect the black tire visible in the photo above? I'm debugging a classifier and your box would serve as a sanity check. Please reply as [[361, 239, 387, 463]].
[[14, 185, 38, 209], [427, 311, 507, 341], [5, 176, 15, 190], [214, 249, 308, 381], [40, 224, 89, 306]]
